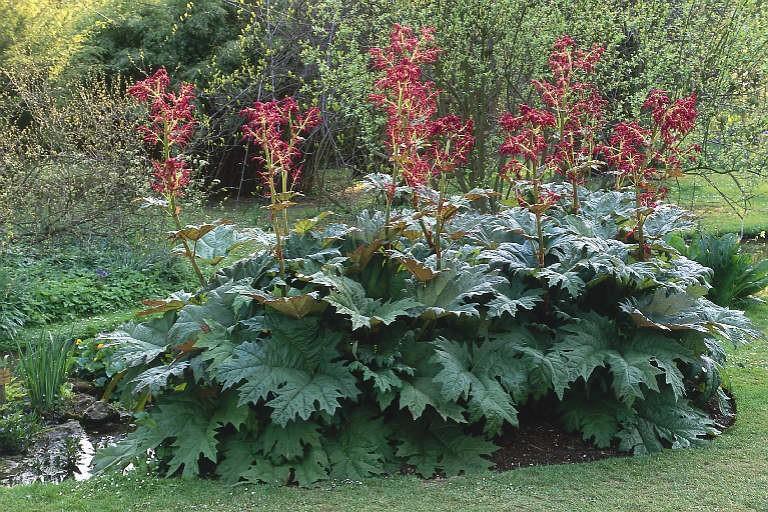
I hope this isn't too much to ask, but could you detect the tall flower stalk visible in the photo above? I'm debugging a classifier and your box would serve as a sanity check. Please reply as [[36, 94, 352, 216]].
[[369, 24, 474, 267], [599, 90, 700, 259], [128, 68, 206, 286], [499, 35, 605, 214], [239, 98, 320, 276]]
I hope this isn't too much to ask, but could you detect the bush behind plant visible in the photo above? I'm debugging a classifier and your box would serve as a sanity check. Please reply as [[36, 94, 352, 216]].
[[671, 232, 768, 307]]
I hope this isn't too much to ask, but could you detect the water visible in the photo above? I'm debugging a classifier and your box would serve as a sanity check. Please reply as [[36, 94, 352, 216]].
[[0, 420, 125, 486]]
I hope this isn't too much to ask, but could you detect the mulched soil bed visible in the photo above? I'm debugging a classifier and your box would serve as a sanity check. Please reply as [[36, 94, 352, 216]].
[[491, 420, 622, 471], [490, 392, 736, 472]]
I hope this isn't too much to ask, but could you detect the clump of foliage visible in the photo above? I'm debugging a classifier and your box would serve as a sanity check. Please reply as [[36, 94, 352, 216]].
[[0, 242, 193, 334], [671, 233, 768, 307], [0, 401, 41, 454], [15, 332, 73, 414], [94, 29, 759, 486], [93, 188, 758, 484]]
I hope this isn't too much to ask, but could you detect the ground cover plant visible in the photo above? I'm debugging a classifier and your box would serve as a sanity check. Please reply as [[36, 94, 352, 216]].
[[672, 232, 768, 308], [0, 241, 194, 340], [90, 27, 761, 487]]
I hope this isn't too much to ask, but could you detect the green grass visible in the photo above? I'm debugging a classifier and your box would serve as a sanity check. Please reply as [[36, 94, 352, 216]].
[[672, 173, 768, 236], [0, 309, 136, 354], [1, 304, 766, 511]]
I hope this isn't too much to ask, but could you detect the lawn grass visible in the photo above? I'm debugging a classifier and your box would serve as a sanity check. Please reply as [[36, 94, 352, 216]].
[[1, 304, 766, 512], [672, 173, 768, 236]]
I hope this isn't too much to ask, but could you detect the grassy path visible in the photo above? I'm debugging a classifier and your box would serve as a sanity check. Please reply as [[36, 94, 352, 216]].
[[1, 306, 767, 511]]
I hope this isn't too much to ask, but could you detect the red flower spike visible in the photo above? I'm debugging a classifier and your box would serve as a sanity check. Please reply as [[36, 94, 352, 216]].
[[239, 98, 320, 196], [150, 157, 191, 196], [128, 67, 198, 197], [499, 35, 606, 197], [369, 24, 474, 190]]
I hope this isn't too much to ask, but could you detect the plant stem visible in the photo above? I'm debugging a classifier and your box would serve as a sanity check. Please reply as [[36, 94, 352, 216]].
[[635, 188, 647, 261], [383, 193, 392, 242], [434, 173, 448, 270], [571, 178, 580, 214], [263, 143, 287, 277], [168, 196, 206, 287], [534, 180, 546, 267], [536, 210, 546, 267]]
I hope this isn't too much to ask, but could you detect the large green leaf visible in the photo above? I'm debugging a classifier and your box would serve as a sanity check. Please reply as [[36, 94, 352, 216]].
[[431, 338, 518, 434], [620, 288, 761, 345], [168, 283, 239, 346], [311, 272, 421, 330], [150, 395, 221, 478], [486, 280, 544, 318], [207, 252, 276, 289], [131, 361, 189, 394], [266, 363, 358, 425], [217, 433, 258, 485], [618, 389, 718, 455], [411, 263, 505, 319], [560, 392, 629, 448], [395, 421, 495, 477], [260, 421, 322, 460], [324, 411, 391, 480], [217, 339, 358, 425], [176, 225, 273, 265], [554, 313, 695, 404], [101, 312, 176, 367], [398, 377, 466, 423]]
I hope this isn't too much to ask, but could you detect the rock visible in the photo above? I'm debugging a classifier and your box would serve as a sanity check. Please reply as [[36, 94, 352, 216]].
[[81, 401, 120, 426], [65, 393, 96, 420], [0, 420, 87, 486], [71, 380, 97, 396]]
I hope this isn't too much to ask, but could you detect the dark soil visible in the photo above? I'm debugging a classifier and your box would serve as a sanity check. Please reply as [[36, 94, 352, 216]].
[[490, 391, 737, 472], [491, 420, 622, 471]]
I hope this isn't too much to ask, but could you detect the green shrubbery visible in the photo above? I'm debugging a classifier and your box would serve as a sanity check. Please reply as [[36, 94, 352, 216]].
[[0, 243, 195, 336], [672, 233, 768, 307], [95, 189, 758, 484]]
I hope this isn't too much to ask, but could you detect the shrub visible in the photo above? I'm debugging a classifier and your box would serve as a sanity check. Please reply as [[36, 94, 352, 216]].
[[0, 402, 40, 454], [0, 68, 165, 244], [671, 233, 768, 307], [94, 188, 758, 484]]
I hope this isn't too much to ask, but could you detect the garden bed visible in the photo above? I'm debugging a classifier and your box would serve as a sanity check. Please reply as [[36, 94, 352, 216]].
[[0, 389, 737, 486]]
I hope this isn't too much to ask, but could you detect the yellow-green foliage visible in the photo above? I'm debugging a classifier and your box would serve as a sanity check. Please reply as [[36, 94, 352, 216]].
[[0, 0, 107, 76]]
